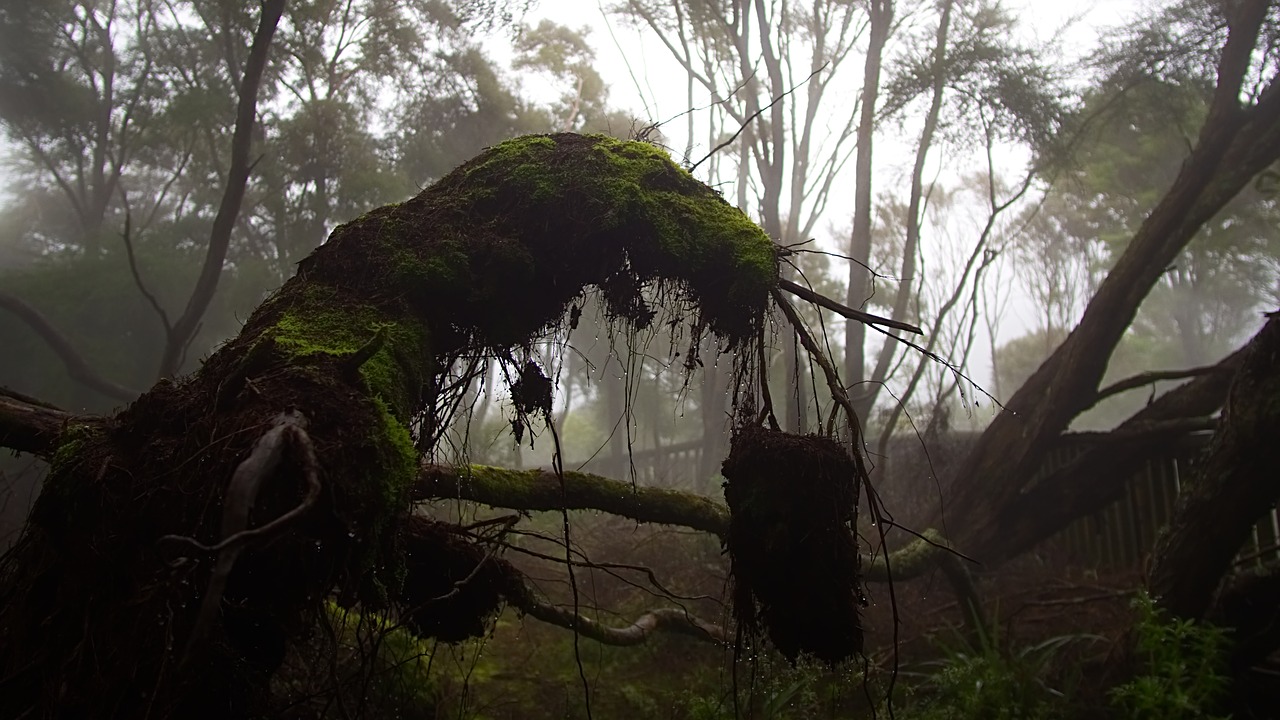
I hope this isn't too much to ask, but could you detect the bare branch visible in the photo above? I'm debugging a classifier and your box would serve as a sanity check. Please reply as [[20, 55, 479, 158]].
[[1088, 365, 1222, 408], [119, 208, 172, 333], [689, 64, 825, 174], [778, 278, 923, 334], [0, 292, 139, 402], [515, 597, 728, 646]]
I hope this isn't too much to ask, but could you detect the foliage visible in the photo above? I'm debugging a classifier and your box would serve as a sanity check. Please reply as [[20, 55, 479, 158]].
[[0, 243, 271, 411], [273, 603, 445, 718], [1021, 74, 1280, 371], [1108, 592, 1233, 720], [896, 621, 1099, 720], [680, 654, 871, 720], [0, 0, 629, 394]]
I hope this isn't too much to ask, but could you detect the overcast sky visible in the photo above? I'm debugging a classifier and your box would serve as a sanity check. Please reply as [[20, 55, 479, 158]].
[[505, 0, 1145, 411]]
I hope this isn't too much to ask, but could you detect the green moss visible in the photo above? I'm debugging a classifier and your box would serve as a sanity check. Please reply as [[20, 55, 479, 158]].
[[445, 133, 777, 340], [460, 134, 560, 201], [865, 529, 946, 581], [271, 285, 429, 420], [353, 396, 420, 598], [50, 422, 98, 470], [373, 395, 419, 505]]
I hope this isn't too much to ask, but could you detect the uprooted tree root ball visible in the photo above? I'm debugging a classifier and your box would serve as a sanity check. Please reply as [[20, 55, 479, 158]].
[[721, 424, 865, 665], [0, 133, 778, 718]]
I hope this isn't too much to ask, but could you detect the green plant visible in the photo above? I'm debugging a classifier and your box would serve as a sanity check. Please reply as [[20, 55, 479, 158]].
[[900, 621, 1099, 720], [1108, 592, 1233, 720], [681, 653, 868, 719]]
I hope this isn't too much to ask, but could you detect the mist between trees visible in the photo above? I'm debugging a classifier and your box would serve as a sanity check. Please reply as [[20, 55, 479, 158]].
[[0, 0, 1278, 718]]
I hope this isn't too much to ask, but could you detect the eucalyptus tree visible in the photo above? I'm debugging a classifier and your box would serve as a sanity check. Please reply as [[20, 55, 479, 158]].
[[936, 0, 1280, 575], [612, 0, 1064, 442], [848, 0, 1065, 428], [1032, 80, 1279, 367], [613, 0, 868, 433]]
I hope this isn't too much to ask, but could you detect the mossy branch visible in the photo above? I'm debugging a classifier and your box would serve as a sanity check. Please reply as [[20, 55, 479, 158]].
[[414, 463, 954, 582], [414, 463, 730, 537]]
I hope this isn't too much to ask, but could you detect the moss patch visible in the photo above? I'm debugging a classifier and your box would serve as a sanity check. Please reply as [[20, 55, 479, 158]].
[[297, 133, 778, 352]]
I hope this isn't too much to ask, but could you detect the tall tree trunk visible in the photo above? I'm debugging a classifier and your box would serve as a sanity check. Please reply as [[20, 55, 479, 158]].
[[846, 0, 892, 407], [858, 0, 949, 420]]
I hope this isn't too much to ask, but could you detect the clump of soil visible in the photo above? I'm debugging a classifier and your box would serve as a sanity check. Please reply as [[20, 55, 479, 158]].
[[721, 425, 864, 665], [397, 516, 513, 641]]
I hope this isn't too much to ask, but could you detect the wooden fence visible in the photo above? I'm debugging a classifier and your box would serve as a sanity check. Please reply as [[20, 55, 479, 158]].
[[1055, 432, 1280, 571]]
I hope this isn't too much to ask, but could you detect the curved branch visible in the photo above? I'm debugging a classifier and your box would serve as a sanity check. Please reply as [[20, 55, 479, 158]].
[[1088, 364, 1222, 409], [515, 597, 728, 646], [0, 291, 139, 402], [158, 411, 320, 665]]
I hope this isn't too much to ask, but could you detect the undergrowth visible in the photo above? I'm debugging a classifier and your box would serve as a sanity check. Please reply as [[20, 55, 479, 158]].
[[892, 619, 1100, 720], [1107, 592, 1233, 720]]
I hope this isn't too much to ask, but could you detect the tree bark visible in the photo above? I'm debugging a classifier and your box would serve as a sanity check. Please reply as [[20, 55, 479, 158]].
[[981, 341, 1245, 564], [1149, 312, 1280, 622], [158, 0, 285, 378], [935, 1, 1280, 562], [846, 0, 893, 396]]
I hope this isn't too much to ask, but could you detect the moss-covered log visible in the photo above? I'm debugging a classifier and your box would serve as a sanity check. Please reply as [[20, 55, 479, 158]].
[[415, 462, 955, 583], [0, 133, 777, 719]]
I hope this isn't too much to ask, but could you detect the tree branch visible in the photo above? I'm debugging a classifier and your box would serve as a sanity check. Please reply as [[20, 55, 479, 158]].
[[415, 463, 956, 582], [0, 386, 79, 457], [158, 0, 285, 378], [988, 338, 1248, 565], [1150, 312, 1280, 621], [778, 277, 923, 334], [0, 291, 139, 402], [1063, 416, 1217, 445], [414, 464, 730, 537], [514, 596, 728, 646], [1088, 365, 1222, 409]]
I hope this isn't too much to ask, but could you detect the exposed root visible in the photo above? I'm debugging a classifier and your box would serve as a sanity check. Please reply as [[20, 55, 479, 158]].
[[157, 410, 322, 665]]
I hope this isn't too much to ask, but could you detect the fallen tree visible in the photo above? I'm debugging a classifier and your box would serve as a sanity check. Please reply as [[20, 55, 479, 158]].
[[0, 133, 786, 718]]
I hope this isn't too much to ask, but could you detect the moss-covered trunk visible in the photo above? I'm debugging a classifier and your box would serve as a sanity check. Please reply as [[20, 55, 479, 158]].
[[0, 133, 777, 718]]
